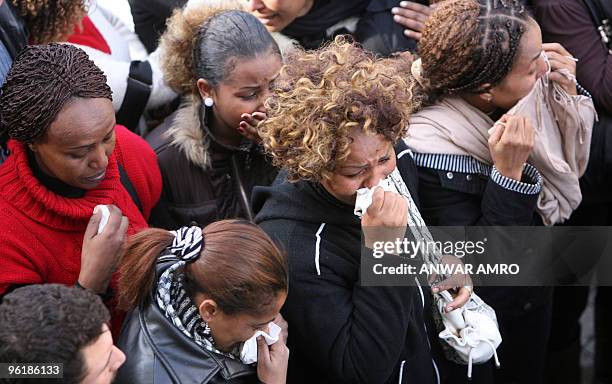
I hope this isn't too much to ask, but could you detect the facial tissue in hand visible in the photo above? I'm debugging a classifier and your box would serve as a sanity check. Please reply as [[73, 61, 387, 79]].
[[240, 322, 281, 364], [94, 205, 110, 235], [354, 178, 400, 218]]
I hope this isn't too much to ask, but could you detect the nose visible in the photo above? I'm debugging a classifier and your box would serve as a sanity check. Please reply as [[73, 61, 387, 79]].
[[363, 167, 387, 189], [255, 91, 269, 114], [111, 345, 126, 371], [247, 0, 264, 12], [89, 145, 109, 172]]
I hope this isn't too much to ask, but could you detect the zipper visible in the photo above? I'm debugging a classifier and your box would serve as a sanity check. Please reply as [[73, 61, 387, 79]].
[[231, 154, 254, 221]]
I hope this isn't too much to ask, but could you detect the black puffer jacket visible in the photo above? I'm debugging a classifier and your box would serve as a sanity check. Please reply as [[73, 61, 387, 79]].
[[146, 98, 277, 229]]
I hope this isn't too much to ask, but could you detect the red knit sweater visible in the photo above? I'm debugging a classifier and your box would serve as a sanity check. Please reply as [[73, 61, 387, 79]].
[[0, 126, 161, 328]]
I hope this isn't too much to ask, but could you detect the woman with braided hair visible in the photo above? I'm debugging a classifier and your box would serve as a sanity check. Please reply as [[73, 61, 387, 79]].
[[403, 0, 596, 383], [0, 43, 161, 334]]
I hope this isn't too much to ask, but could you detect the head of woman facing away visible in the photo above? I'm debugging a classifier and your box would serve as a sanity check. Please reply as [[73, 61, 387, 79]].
[[258, 37, 413, 205], [119, 219, 288, 352], [161, 8, 282, 146], [409, 0, 549, 114], [11, 0, 86, 44], [0, 43, 115, 190]]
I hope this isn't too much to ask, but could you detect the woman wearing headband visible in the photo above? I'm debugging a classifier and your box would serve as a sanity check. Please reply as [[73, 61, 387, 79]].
[[403, 0, 595, 382], [116, 220, 289, 384]]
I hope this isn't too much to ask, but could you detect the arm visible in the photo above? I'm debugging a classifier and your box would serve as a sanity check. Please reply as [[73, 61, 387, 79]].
[[416, 164, 541, 226], [533, 0, 612, 113]]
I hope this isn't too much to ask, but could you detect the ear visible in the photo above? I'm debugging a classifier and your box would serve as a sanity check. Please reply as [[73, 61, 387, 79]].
[[197, 299, 219, 321], [475, 83, 494, 104], [197, 78, 215, 101]]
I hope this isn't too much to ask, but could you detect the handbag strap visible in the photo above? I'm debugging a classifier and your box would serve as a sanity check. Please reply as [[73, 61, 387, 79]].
[[118, 162, 144, 215], [582, 0, 612, 53]]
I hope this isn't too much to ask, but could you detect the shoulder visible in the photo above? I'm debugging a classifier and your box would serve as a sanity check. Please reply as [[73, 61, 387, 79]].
[[114, 125, 162, 216]]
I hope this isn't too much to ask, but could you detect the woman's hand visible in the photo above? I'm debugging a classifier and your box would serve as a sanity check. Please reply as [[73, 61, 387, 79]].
[[391, 1, 437, 40], [488, 114, 535, 182], [239, 112, 266, 143], [361, 188, 408, 251], [428, 255, 473, 312], [257, 331, 289, 384], [273, 313, 289, 342], [543, 43, 577, 96], [78, 205, 129, 293]]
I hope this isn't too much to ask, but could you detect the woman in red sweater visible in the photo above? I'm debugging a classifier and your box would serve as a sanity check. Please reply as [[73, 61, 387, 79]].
[[0, 44, 161, 329]]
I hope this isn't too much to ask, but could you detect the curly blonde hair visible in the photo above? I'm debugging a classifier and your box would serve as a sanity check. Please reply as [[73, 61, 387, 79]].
[[259, 37, 414, 182], [12, 0, 86, 44], [159, 0, 246, 94]]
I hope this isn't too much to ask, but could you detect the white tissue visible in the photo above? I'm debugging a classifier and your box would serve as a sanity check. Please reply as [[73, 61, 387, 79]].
[[354, 178, 400, 218], [240, 322, 281, 364], [94, 205, 110, 235]]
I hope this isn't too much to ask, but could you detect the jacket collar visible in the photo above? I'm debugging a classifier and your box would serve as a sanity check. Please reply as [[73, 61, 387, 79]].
[[165, 95, 254, 171]]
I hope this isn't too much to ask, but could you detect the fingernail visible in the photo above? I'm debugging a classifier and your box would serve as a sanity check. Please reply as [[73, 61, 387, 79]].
[[446, 306, 454, 312], [238, 128, 245, 134], [93, 206, 100, 214], [392, 7, 399, 13], [404, 30, 412, 37], [400, 1, 408, 6]]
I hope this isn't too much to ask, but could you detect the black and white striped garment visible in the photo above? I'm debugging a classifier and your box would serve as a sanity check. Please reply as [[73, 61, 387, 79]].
[[412, 152, 542, 195], [156, 261, 241, 360]]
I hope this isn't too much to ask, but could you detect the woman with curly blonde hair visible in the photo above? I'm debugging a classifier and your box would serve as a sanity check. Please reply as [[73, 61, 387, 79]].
[[145, 3, 283, 229], [253, 37, 468, 384]]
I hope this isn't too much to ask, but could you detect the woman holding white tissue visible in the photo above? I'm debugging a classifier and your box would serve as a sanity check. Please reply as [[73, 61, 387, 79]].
[[403, 0, 596, 383], [0, 43, 161, 336], [252, 37, 471, 384], [115, 219, 289, 384]]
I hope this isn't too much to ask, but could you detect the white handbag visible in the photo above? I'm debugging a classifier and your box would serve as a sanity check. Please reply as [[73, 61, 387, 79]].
[[434, 290, 502, 379]]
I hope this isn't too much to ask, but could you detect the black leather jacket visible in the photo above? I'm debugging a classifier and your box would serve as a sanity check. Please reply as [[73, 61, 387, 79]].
[[115, 261, 257, 384]]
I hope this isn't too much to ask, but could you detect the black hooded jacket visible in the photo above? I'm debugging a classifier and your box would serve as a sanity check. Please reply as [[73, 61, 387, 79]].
[[252, 141, 438, 384]]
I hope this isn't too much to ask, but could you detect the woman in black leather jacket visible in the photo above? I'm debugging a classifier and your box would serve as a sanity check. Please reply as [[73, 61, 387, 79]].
[[115, 220, 289, 384]]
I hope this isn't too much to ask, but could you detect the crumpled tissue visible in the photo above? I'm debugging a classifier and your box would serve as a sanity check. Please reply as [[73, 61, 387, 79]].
[[240, 322, 281, 364]]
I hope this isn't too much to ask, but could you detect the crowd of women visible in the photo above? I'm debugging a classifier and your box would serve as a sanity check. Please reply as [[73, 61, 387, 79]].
[[0, 0, 610, 383]]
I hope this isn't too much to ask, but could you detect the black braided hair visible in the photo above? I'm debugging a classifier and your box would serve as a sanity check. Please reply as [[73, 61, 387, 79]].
[[0, 43, 112, 145], [410, 0, 530, 110]]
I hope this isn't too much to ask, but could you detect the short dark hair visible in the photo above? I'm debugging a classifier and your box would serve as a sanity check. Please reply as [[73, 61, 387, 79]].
[[0, 284, 110, 384], [0, 43, 112, 145]]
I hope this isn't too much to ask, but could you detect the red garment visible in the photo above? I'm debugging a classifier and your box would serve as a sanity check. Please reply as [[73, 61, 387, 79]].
[[0, 125, 161, 332], [67, 15, 112, 54]]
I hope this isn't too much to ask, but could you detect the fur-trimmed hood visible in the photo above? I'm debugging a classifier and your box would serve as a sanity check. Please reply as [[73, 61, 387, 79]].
[[164, 94, 212, 170]]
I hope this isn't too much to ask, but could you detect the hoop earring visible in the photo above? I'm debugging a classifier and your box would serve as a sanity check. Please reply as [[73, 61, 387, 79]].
[[204, 97, 214, 107]]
